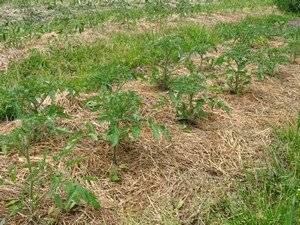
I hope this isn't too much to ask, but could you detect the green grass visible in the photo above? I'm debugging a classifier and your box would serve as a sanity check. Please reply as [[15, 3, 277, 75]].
[[0, 0, 275, 47], [206, 115, 300, 224], [214, 14, 292, 41], [1, 24, 214, 88], [192, 0, 273, 12], [2, 13, 298, 88]]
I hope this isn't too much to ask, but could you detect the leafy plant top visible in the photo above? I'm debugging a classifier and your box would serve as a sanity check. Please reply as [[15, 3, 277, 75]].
[[252, 44, 290, 78], [216, 44, 254, 94], [150, 36, 184, 90], [89, 63, 144, 91], [87, 90, 171, 164], [188, 43, 217, 72], [0, 76, 72, 121], [92, 90, 143, 147], [169, 74, 229, 124]]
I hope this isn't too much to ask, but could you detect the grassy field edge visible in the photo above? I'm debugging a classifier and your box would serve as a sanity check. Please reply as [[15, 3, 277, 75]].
[[207, 115, 300, 224]]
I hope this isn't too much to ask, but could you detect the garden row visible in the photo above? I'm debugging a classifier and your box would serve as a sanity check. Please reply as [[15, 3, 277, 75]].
[[0, 13, 300, 223], [0, 0, 272, 47]]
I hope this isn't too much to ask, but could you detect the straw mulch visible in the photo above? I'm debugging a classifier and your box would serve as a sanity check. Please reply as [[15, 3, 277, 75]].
[[0, 53, 299, 224]]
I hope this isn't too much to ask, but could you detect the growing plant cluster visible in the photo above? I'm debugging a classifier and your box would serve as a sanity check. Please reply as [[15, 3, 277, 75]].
[[274, 0, 300, 12], [1, 2, 300, 223], [0, 77, 100, 223], [0, 0, 203, 47]]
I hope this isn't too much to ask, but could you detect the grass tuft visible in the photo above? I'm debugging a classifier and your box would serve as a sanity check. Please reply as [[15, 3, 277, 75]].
[[207, 115, 300, 224]]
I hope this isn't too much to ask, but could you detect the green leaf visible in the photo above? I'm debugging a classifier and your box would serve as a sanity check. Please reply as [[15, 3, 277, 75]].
[[88, 193, 100, 209], [132, 125, 140, 141], [176, 199, 185, 210], [111, 126, 119, 147], [80, 187, 100, 209], [133, 109, 140, 120], [217, 101, 230, 113], [148, 119, 161, 140], [48, 175, 62, 196], [63, 184, 80, 210], [214, 56, 225, 66], [66, 156, 86, 168], [53, 193, 63, 210], [62, 182, 75, 192], [119, 163, 129, 170], [159, 125, 172, 142], [82, 176, 98, 181], [108, 168, 120, 182], [195, 99, 206, 108], [86, 122, 99, 141], [0, 178, 4, 185], [89, 133, 99, 141]]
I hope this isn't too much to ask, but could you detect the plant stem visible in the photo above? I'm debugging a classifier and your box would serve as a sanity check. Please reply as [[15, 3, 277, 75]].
[[112, 145, 117, 165], [235, 76, 238, 94], [234, 69, 240, 94], [23, 139, 35, 217], [189, 94, 194, 115]]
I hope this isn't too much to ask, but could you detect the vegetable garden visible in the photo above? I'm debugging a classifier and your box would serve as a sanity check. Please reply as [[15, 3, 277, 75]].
[[0, 0, 299, 224]]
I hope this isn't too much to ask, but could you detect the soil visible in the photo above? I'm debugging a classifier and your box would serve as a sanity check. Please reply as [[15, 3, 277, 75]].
[[287, 18, 300, 27]]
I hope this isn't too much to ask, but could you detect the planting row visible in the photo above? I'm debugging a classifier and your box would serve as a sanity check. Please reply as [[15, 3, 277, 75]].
[[0, 15, 300, 223], [0, 0, 271, 47]]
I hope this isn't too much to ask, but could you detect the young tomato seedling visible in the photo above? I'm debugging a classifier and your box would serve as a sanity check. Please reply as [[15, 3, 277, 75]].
[[0, 107, 100, 221], [188, 43, 217, 72], [217, 44, 254, 94], [252, 44, 289, 78], [150, 36, 183, 90], [87, 90, 171, 164], [89, 63, 144, 92], [168, 73, 229, 125]]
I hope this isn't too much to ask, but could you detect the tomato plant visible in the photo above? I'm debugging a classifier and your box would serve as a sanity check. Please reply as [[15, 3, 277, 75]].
[[150, 36, 184, 90], [188, 43, 217, 72], [252, 45, 290, 78], [0, 76, 74, 121], [0, 107, 100, 221], [87, 90, 171, 164], [216, 44, 254, 94], [169, 73, 229, 124]]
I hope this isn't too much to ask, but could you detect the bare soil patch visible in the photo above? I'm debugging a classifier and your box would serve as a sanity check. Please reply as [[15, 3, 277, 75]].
[[288, 18, 300, 27]]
